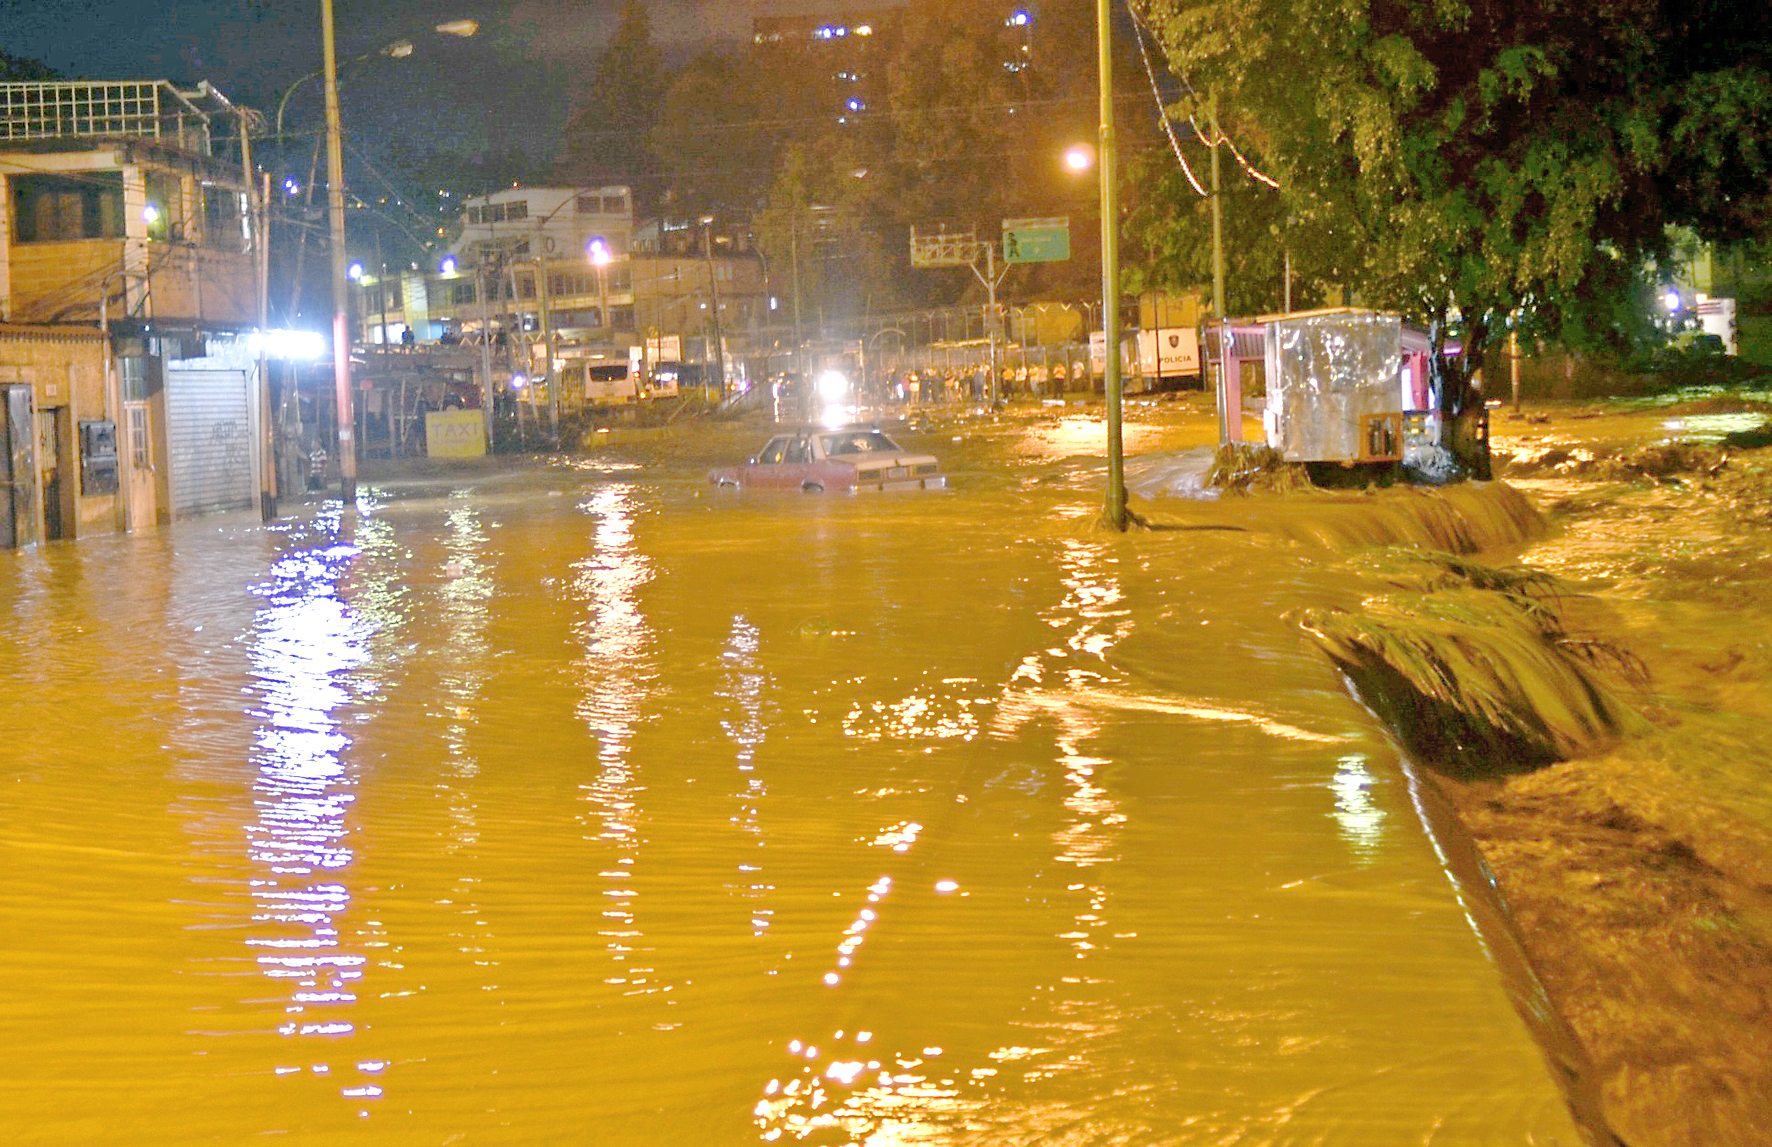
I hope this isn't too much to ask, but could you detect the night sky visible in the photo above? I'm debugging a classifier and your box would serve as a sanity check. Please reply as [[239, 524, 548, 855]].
[[0, 0, 828, 160]]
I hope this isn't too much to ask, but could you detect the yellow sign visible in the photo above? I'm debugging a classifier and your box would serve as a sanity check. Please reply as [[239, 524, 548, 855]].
[[425, 409, 486, 458]]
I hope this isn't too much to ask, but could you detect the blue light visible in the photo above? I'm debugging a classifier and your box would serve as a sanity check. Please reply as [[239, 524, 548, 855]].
[[1010, 9, 1031, 26], [439, 256, 457, 275]]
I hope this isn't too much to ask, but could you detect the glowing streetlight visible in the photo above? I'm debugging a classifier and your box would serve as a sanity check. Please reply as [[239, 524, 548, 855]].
[[1064, 144, 1095, 174], [347, 260, 365, 281], [587, 237, 613, 345]]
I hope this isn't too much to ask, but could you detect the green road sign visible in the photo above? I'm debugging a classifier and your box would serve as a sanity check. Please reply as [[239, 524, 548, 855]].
[[1002, 216, 1070, 264]]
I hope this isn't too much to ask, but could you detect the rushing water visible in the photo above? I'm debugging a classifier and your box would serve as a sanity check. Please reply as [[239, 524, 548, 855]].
[[2, 409, 1587, 1145]]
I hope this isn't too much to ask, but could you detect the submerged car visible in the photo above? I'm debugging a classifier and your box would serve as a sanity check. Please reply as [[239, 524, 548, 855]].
[[710, 427, 947, 493]]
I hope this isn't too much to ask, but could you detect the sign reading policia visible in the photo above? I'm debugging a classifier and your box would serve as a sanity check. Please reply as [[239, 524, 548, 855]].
[[1002, 216, 1070, 264], [425, 408, 487, 459]]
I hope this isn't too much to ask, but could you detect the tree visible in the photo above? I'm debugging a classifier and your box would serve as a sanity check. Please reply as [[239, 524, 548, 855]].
[[1123, 144, 1330, 317], [1135, 0, 1772, 358], [556, 1, 667, 205], [0, 50, 56, 81], [651, 47, 830, 221]]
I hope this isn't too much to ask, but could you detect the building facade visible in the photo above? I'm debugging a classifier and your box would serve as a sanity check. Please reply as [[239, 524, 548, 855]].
[[357, 188, 768, 394], [0, 79, 266, 543]]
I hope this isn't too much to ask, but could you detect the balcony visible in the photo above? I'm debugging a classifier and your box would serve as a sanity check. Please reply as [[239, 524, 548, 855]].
[[0, 80, 225, 156]]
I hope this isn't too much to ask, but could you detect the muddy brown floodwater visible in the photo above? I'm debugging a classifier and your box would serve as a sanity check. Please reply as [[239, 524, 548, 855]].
[[3, 392, 1761, 1146]]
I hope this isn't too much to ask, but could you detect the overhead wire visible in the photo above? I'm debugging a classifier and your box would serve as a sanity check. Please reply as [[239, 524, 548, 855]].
[[1128, 3, 1208, 197], [1128, 4, 1280, 191]]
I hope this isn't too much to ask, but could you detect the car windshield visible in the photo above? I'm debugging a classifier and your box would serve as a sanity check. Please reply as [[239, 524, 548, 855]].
[[820, 430, 901, 456]]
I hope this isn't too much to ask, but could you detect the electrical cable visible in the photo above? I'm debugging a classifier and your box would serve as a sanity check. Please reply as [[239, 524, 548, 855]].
[[1128, 3, 1208, 197], [1130, 7, 1281, 191]]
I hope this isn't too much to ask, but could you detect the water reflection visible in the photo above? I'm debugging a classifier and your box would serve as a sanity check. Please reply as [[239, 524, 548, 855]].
[[436, 502, 497, 975], [1331, 754, 1386, 863], [244, 508, 372, 1096], [571, 484, 657, 968], [755, 537, 1139, 1143], [719, 617, 774, 935], [1040, 540, 1128, 984]]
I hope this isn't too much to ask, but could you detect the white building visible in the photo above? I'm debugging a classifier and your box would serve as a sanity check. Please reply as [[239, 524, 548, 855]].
[[452, 185, 634, 264]]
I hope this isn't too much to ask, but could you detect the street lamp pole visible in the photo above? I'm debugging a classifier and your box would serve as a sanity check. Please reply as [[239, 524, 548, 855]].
[[320, 0, 356, 503], [1097, 0, 1128, 530]]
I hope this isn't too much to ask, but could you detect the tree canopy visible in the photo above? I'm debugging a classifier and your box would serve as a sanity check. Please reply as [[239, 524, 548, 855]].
[[1136, 0, 1772, 353], [556, 1, 668, 205], [0, 50, 56, 81]]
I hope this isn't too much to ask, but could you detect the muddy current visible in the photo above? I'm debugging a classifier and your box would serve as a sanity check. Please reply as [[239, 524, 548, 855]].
[[1, 393, 1766, 1145]]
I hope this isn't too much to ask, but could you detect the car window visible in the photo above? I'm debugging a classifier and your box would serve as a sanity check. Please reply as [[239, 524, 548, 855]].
[[756, 437, 789, 464], [783, 437, 811, 464], [819, 430, 898, 456]]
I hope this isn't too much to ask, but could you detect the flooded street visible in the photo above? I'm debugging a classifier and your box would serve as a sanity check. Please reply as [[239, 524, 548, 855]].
[[4, 407, 1594, 1145]]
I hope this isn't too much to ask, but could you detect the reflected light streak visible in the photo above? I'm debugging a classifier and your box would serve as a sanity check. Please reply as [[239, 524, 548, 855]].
[[436, 503, 499, 975], [571, 485, 657, 964], [719, 616, 775, 934], [1042, 541, 1125, 972], [246, 522, 374, 1102], [1331, 755, 1386, 862]]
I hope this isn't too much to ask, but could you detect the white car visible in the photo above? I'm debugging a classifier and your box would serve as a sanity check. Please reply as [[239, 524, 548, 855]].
[[710, 427, 947, 493]]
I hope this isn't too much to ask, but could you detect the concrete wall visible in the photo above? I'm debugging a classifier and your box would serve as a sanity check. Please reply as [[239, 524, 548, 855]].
[[0, 324, 117, 537]]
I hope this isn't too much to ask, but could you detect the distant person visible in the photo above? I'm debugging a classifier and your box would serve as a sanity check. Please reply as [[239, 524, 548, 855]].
[[401, 327, 415, 348]]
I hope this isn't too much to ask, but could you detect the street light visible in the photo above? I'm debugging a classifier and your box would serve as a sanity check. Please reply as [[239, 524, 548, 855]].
[[587, 237, 613, 352], [313, 11, 477, 503], [276, 20, 478, 135], [1094, 0, 1129, 529]]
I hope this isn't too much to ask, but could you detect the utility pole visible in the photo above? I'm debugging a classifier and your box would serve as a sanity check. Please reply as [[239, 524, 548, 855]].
[[1510, 326, 1522, 413], [242, 109, 277, 522], [536, 254, 557, 443], [476, 255, 495, 450], [1098, 0, 1127, 530], [703, 216, 726, 390], [1210, 89, 1228, 446], [790, 215, 804, 381], [320, 0, 356, 503]]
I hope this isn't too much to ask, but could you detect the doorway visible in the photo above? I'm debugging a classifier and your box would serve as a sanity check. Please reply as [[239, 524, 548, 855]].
[[39, 405, 72, 540], [124, 400, 158, 532], [1, 384, 38, 548]]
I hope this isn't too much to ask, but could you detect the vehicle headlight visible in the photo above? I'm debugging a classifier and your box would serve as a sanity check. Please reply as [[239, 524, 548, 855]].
[[816, 370, 849, 402]]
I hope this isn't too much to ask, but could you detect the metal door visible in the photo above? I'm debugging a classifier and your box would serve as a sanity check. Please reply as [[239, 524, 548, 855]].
[[165, 369, 254, 518], [0, 384, 38, 548]]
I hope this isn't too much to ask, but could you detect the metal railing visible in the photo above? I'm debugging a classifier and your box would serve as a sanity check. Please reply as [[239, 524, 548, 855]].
[[0, 81, 215, 155]]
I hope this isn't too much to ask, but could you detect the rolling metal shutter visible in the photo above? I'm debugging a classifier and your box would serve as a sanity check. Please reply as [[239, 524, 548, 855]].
[[165, 368, 255, 518]]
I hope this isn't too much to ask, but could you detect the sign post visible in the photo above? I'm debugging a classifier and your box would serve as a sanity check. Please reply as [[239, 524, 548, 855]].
[[910, 225, 1011, 406]]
